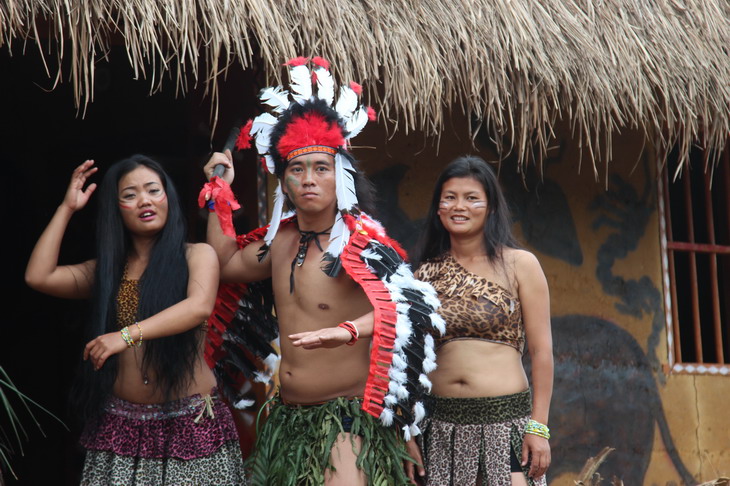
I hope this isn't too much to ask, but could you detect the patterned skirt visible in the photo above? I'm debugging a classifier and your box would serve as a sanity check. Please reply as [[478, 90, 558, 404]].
[[248, 395, 412, 486], [420, 390, 547, 486], [80, 389, 246, 486]]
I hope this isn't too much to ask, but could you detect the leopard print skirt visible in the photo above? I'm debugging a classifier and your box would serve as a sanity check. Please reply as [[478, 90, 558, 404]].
[[420, 390, 547, 486], [80, 389, 246, 485]]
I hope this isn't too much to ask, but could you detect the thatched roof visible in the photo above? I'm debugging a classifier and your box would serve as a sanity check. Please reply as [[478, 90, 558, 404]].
[[2, 1, 729, 173]]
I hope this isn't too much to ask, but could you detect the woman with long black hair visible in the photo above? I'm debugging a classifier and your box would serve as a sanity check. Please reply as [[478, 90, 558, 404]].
[[26, 156, 244, 485], [410, 155, 553, 486]]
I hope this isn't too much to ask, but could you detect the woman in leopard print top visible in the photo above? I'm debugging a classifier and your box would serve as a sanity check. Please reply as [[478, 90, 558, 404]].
[[408, 155, 553, 486], [26, 156, 245, 485]]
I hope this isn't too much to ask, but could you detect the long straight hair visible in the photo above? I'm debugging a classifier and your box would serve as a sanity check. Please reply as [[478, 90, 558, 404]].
[[72, 155, 198, 422], [414, 155, 520, 267]]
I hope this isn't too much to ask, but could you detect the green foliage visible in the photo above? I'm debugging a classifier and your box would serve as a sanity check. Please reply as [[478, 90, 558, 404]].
[[0, 366, 66, 481], [247, 396, 412, 485]]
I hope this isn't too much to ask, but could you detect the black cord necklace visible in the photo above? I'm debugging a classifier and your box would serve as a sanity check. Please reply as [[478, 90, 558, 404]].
[[290, 224, 332, 293]]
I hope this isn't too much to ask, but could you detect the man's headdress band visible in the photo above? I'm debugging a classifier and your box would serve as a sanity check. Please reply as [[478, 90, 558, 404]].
[[286, 145, 338, 161]]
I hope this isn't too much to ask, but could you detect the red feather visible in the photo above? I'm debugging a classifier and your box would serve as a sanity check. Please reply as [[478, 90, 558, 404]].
[[349, 81, 363, 96], [276, 111, 345, 160], [367, 106, 377, 121], [311, 71, 318, 84], [235, 119, 253, 150], [285, 56, 309, 67], [311, 56, 330, 69]]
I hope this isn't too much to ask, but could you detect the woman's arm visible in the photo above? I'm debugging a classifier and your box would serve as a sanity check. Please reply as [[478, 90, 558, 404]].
[[515, 250, 553, 479], [84, 243, 220, 370], [25, 160, 98, 299]]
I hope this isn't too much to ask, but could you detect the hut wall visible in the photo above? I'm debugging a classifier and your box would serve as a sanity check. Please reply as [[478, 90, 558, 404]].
[[356, 120, 730, 485]]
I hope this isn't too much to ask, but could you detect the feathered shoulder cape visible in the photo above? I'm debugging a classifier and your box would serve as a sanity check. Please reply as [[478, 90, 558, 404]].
[[205, 213, 444, 439]]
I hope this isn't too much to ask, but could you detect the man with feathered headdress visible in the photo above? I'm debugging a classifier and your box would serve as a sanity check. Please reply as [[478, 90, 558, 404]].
[[200, 57, 443, 485]]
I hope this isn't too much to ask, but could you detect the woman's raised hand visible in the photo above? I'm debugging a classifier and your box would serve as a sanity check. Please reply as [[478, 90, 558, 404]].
[[63, 160, 98, 212], [203, 150, 234, 184]]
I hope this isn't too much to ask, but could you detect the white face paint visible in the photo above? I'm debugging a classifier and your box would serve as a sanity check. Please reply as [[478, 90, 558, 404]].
[[437, 177, 489, 236]]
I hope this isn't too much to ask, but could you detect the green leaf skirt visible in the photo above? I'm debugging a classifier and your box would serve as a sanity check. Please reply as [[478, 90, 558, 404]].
[[248, 395, 413, 486]]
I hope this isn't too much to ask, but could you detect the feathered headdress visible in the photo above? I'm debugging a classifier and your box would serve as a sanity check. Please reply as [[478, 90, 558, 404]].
[[236, 56, 376, 268]]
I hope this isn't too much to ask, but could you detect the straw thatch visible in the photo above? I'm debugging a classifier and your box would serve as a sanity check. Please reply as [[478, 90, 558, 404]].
[[2, 1, 729, 173]]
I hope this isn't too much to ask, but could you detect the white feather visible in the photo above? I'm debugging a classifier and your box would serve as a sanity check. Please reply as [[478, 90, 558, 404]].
[[289, 64, 312, 104], [424, 334, 436, 359], [264, 183, 286, 246], [419, 373, 433, 392], [234, 398, 256, 409], [395, 318, 413, 342], [393, 333, 408, 352], [392, 353, 407, 370], [396, 384, 409, 400], [414, 401, 426, 423], [430, 312, 446, 335], [402, 425, 412, 442], [254, 371, 271, 383], [380, 407, 394, 426], [324, 213, 350, 259], [384, 394, 398, 406], [409, 424, 420, 438], [263, 155, 275, 174], [259, 86, 291, 113], [334, 153, 358, 212], [314, 67, 335, 106], [263, 353, 280, 370], [389, 368, 407, 384], [335, 86, 358, 119], [345, 107, 369, 139], [250, 113, 277, 155], [360, 248, 382, 261], [423, 357, 437, 374]]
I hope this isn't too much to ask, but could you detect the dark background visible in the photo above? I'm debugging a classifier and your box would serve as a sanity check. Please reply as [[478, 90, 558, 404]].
[[1, 43, 262, 485]]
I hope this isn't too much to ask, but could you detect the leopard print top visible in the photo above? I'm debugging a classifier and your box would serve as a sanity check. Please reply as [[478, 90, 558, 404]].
[[416, 252, 524, 354], [115, 275, 208, 332], [116, 278, 140, 328]]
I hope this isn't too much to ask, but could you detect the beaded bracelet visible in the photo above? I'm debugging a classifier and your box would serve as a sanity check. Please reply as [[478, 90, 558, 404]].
[[338, 321, 359, 346], [134, 322, 143, 347], [525, 419, 551, 440], [120, 326, 135, 348]]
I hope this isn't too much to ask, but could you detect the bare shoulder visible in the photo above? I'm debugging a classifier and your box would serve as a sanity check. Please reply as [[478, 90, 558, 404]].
[[185, 242, 218, 263], [504, 248, 545, 283]]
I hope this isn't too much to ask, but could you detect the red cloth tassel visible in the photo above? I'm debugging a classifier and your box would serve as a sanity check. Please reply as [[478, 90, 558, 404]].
[[197, 177, 241, 238]]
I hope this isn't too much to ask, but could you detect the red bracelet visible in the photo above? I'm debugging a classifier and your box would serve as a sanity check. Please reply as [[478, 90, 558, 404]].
[[338, 321, 359, 346]]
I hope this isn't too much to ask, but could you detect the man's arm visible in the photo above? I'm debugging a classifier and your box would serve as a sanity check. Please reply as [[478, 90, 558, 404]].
[[203, 151, 272, 283]]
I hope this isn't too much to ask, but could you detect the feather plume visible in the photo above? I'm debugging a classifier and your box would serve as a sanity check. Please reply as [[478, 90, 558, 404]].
[[289, 64, 313, 105], [402, 425, 411, 442], [263, 155, 275, 174], [234, 119, 253, 150], [380, 407, 394, 426], [314, 67, 335, 106], [345, 107, 370, 140], [259, 86, 291, 113], [250, 113, 277, 155], [234, 398, 255, 409], [311, 56, 330, 69], [334, 153, 357, 212], [264, 183, 286, 246], [335, 85, 358, 120], [414, 401, 426, 423], [324, 213, 350, 260]]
